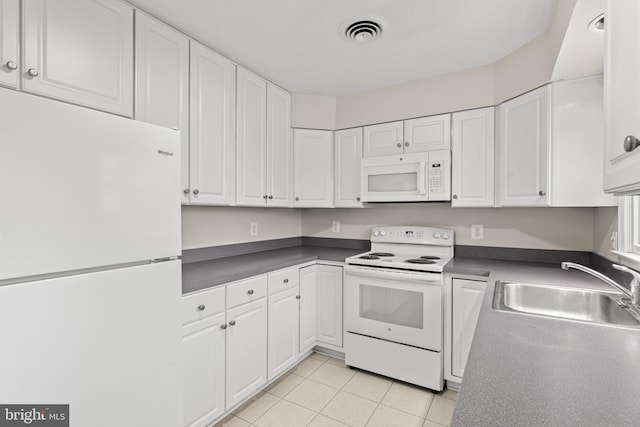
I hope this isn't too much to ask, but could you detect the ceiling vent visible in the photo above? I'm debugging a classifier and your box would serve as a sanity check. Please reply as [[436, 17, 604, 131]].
[[340, 16, 387, 43]]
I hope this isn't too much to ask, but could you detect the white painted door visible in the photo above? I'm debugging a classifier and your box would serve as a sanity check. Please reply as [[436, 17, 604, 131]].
[[226, 298, 268, 409], [189, 41, 236, 205], [363, 121, 404, 157], [451, 279, 486, 378], [266, 83, 292, 207], [334, 128, 364, 207], [134, 12, 190, 204], [182, 311, 226, 427], [236, 67, 267, 206], [0, 0, 19, 89], [23, 0, 134, 116], [267, 287, 299, 381], [294, 129, 334, 207], [603, 0, 640, 194], [451, 107, 495, 207], [299, 265, 317, 353], [316, 265, 343, 348], [496, 85, 549, 206], [404, 114, 451, 153]]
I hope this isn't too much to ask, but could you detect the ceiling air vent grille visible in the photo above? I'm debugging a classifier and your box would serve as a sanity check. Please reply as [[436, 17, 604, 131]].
[[340, 16, 387, 43]]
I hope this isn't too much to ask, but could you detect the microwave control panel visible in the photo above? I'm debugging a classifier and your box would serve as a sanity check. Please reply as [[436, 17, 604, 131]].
[[427, 150, 450, 201]]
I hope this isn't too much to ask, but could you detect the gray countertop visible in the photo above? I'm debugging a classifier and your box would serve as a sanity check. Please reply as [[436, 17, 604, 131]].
[[182, 245, 363, 294], [447, 257, 640, 427]]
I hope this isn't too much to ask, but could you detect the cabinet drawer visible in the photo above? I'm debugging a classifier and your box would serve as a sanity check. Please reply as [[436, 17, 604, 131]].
[[182, 286, 226, 326], [227, 275, 267, 309], [268, 267, 300, 295]]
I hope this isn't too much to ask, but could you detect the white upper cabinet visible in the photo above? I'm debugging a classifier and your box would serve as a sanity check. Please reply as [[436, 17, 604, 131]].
[[189, 41, 236, 206], [0, 0, 19, 89], [364, 115, 451, 157], [496, 86, 549, 206], [334, 127, 364, 208], [236, 68, 267, 206], [404, 114, 451, 153], [603, 0, 640, 195], [134, 12, 190, 204], [293, 129, 334, 208], [363, 121, 404, 157], [23, 0, 134, 116], [451, 107, 495, 207], [266, 84, 292, 207], [497, 77, 614, 207], [236, 68, 292, 207]]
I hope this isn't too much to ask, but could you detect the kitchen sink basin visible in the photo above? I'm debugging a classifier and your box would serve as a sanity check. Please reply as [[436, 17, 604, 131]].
[[493, 281, 640, 328]]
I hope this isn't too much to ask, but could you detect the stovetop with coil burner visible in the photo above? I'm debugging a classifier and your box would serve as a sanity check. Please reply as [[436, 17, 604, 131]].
[[346, 226, 455, 273]]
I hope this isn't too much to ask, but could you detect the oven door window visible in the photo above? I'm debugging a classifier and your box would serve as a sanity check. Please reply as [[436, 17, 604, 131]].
[[359, 284, 424, 329]]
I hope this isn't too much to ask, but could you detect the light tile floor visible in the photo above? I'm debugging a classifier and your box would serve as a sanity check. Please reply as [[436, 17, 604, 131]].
[[215, 352, 457, 427]]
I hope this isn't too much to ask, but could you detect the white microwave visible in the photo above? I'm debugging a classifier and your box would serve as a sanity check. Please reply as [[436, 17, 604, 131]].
[[361, 151, 450, 202]]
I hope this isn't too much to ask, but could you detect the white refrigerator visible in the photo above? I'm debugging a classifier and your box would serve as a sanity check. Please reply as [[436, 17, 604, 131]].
[[0, 88, 183, 426]]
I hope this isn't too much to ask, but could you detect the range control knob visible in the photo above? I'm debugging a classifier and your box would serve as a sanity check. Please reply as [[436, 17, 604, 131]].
[[373, 229, 380, 237], [433, 232, 442, 239], [380, 230, 386, 236], [442, 232, 450, 240]]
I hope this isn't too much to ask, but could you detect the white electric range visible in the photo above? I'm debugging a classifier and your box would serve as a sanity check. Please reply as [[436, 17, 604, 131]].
[[344, 226, 454, 391]]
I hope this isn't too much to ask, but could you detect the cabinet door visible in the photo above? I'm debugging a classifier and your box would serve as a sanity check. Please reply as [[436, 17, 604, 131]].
[[299, 265, 317, 353], [363, 121, 404, 157], [496, 86, 549, 206], [226, 298, 267, 409], [236, 68, 267, 206], [603, 0, 640, 194], [134, 12, 190, 204], [0, 0, 19, 89], [404, 114, 451, 153], [266, 83, 292, 207], [267, 287, 299, 381], [451, 108, 495, 207], [334, 128, 364, 208], [189, 42, 236, 206], [316, 265, 343, 348], [23, 0, 134, 116], [293, 129, 334, 207], [182, 312, 226, 427], [451, 279, 486, 379]]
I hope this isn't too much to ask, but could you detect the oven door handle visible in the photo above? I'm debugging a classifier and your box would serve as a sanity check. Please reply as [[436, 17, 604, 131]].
[[418, 162, 426, 195], [345, 265, 442, 283]]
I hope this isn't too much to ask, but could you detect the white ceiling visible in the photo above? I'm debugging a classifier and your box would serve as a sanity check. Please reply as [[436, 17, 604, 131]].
[[128, 0, 558, 96]]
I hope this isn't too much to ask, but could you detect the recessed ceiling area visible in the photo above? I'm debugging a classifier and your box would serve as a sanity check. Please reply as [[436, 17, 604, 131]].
[[128, 0, 558, 96]]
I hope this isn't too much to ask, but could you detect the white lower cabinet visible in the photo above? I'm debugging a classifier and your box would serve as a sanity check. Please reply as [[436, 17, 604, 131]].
[[226, 297, 268, 409], [181, 288, 226, 427], [316, 265, 343, 348], [267, 286, 300, 381], [299, 265, 318, 353], [444, 278, 487, 383]]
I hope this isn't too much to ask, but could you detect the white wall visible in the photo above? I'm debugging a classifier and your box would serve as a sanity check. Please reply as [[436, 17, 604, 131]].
[[182, 206, 302, 250], [593, 206, 617, 260], [302, 204, 595, 251], [291, 94, 336, 130]]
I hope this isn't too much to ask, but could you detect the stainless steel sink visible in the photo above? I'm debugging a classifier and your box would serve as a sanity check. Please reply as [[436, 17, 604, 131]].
[[493, 281, 640, 328]]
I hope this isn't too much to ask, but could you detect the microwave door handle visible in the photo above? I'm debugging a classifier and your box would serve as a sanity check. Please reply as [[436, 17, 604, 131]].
[[419, 162, 426, 195]]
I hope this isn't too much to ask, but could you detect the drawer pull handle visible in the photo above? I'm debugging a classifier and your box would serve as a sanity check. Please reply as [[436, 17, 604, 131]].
[[229, 320, 236, 326], [197, 304, 205, 311], [220, 324, 227, 330], [624, 135, 640, 152], [247, 289, 254, 295]]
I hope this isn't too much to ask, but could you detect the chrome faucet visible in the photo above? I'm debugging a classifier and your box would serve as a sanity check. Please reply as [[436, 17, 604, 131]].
[[561, 262, 640, 306]]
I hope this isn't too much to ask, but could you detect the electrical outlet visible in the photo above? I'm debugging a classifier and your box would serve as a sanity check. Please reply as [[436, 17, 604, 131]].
[[250, 222, 258, 236], [611, 231, 618, 251], [332, 221, 340, 233], [471, 224, 484, 240]]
